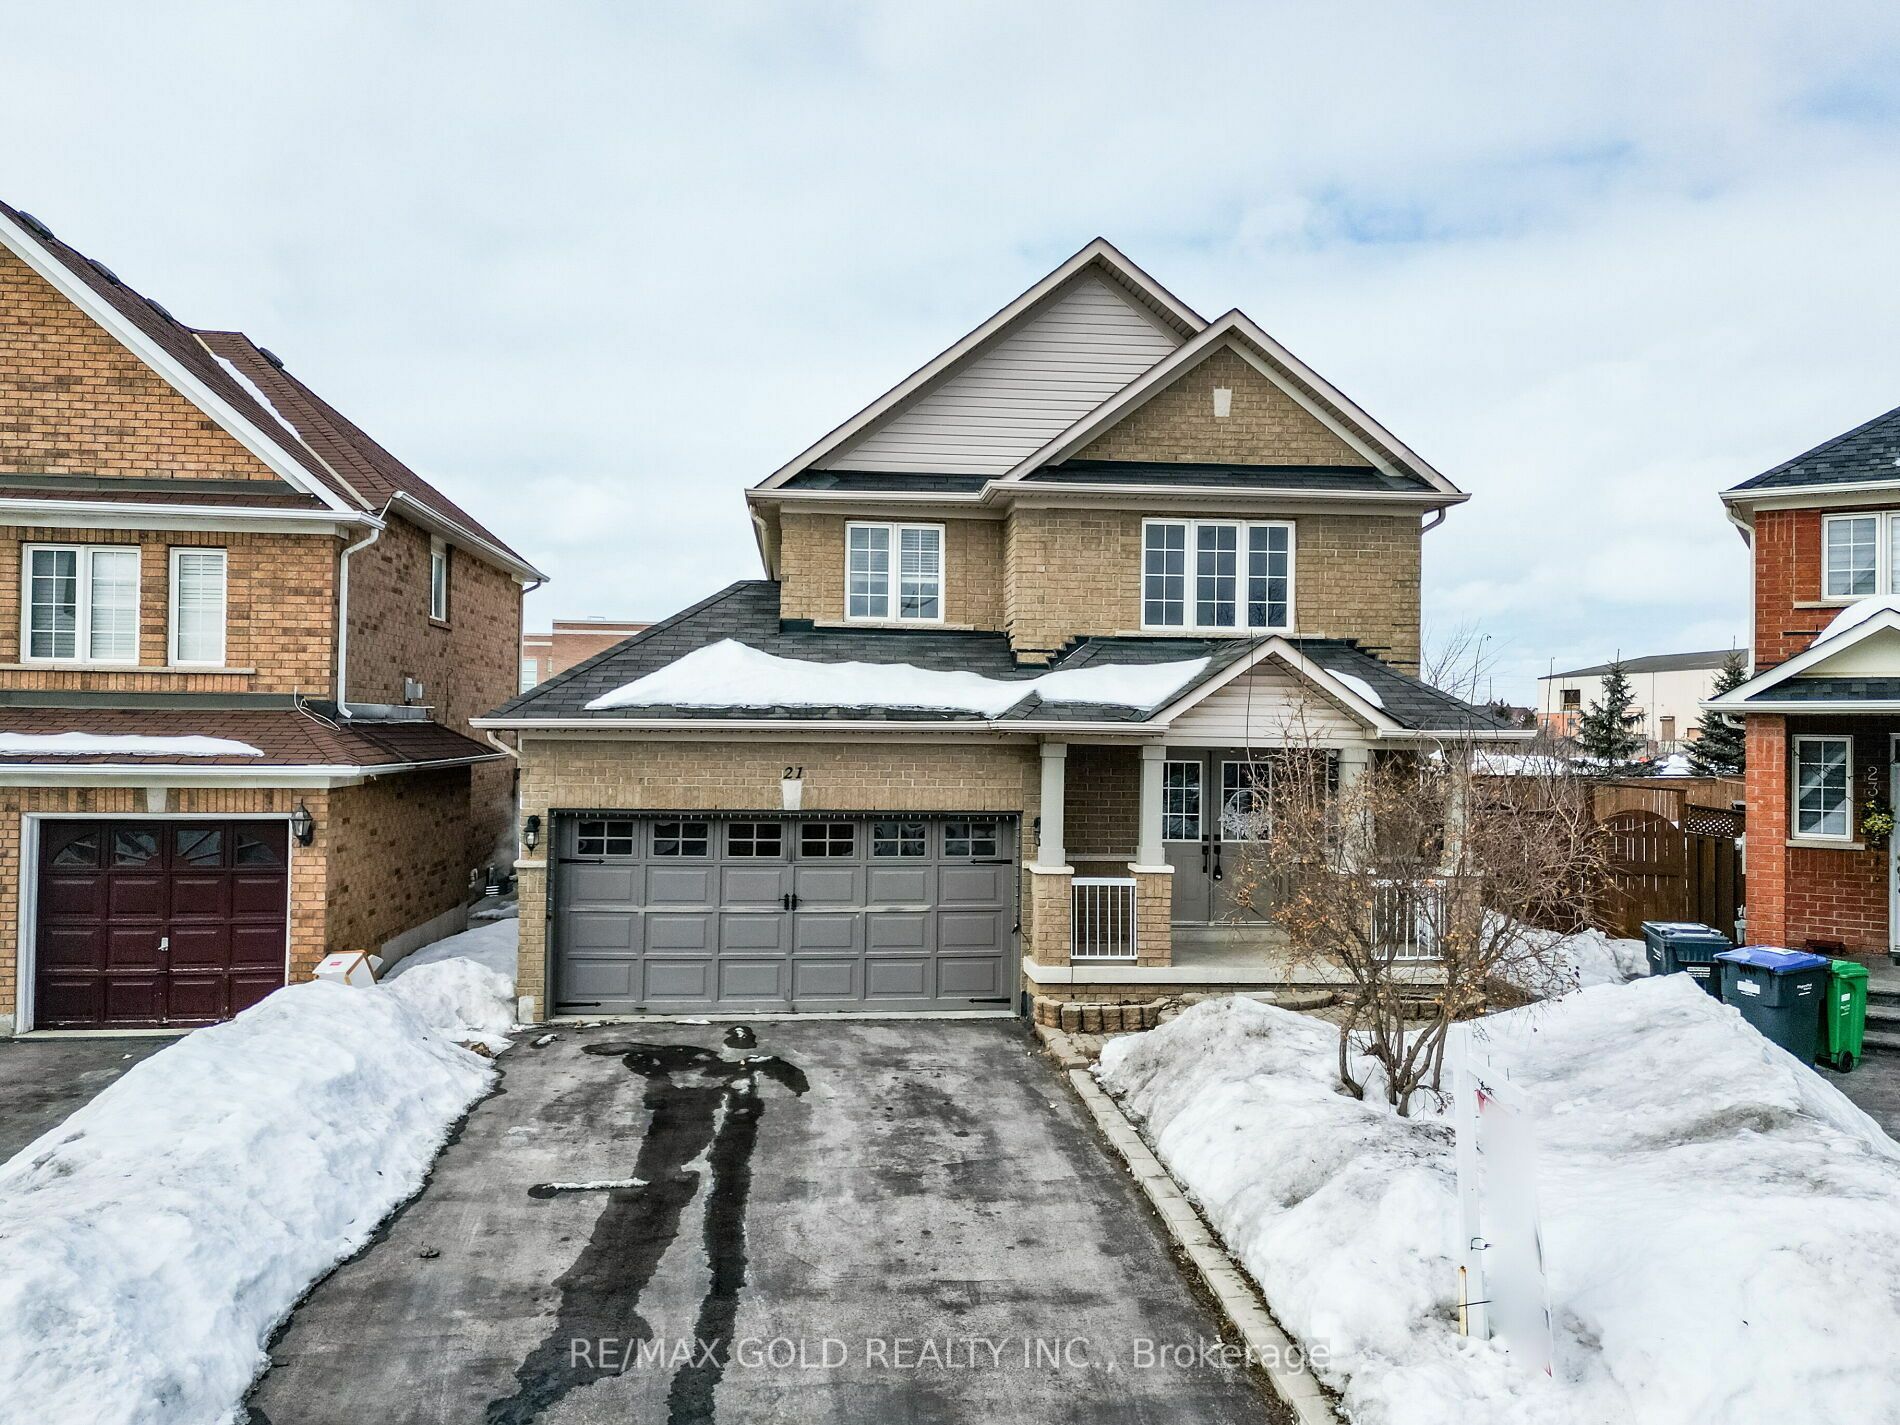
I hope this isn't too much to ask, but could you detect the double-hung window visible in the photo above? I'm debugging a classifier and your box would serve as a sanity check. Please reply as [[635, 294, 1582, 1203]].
[[1142, 519, 1293, 633], [1821, 511, 1900, 599], [24, 544, 140, 664], [1792, 736, 1852, 840], [846, 521, 942, 622], [429, 538, 451, 622], [169, 548, 228, 666]]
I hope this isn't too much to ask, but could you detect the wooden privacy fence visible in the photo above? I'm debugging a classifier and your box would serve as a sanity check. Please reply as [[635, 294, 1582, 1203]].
[[1591, 776, 1746, 826], [1593, 809, 1744, 941]]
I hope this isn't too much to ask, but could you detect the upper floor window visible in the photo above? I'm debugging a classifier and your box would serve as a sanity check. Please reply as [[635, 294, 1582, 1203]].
[[1819, 511, 1900, 600], [169, 548, 228, 667], [1560, 687, 1582, 709], [519, 656, 540, 692], [429, 538, 451, 622], [846, 521, 942, 622], [1142, 519, 1292, 633], [24, 544, 140, 664]]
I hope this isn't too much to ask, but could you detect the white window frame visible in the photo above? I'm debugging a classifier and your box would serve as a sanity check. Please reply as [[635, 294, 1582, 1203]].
[[1162, 759, 1202, 841], [1791, 734, 1854, 843], [1820, 511, 1900, 602], [1141, 518, 1295, 634], [429, 537, 451, 623], [843, 520, 945, 624], [1219, 758, 1275, 842], [167, 547, 228, 668], [21, 543, 142, 666]]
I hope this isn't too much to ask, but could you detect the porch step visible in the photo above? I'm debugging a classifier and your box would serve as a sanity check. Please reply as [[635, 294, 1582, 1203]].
[[1862, 1031, 1900, 1057], [1867, 1004, 1900, 1030]]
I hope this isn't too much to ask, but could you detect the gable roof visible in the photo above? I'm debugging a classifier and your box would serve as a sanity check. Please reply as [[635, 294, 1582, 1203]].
[[1549, 650, 1733, 678], [754, 239, 1205, 491], [1706, 600, 1900, 711], [477, 578, 1519, 737], [995, 311, 1464, 497], [0, 200, 542, 581], [1728, 403, 1900, 495]]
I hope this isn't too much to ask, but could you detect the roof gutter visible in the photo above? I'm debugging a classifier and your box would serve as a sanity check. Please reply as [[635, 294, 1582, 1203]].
[[385, 491, 548, 584], [471, 715, 1537, 740], [0, 751, 504, 788], [0, 498, 376, 533]]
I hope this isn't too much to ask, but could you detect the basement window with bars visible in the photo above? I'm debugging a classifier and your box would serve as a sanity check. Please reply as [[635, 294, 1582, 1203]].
[[24, 544, 140, 664], [1142, 519, 1292, 633]]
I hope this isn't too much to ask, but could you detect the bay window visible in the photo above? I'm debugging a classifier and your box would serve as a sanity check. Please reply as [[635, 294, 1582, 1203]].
[[846, 521, 942, 622], [169, 548, 228, 666], [1143, 519, 1293, 632], [1792, 735, 1852, 840], [24, 544, 140, 664]]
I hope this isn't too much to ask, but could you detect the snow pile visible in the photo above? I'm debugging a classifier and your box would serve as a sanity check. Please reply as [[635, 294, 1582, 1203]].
[[0, 919, 520, 1424], [1817, 594, 1900, 643], [584, 638, 1208, 715], [1098, 979, 1900, 1425], [1555, 924, 1648, 987], [382, 913, 520, 1052], [0, 732, 262, 757]]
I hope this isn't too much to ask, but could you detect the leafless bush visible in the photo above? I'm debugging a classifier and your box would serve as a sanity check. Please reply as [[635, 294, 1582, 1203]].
[[1227, 736, 1603, 1116]]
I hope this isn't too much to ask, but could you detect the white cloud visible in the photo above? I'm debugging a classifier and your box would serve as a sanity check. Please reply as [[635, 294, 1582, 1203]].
[[3, 2, 1898, 698]]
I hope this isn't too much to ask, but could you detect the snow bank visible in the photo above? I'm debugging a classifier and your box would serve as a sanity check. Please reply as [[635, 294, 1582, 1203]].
[[1332, 670, 1384, 708], [383, 913, 520, 1052], [1098, 979, 1900, 1425], [583, 638, 1208, 715], [0, 919, 521, 1424], [0, 732, 262, 757]]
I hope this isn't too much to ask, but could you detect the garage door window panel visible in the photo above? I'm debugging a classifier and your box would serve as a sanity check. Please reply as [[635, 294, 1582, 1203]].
[[944, 820, 1000, 858], [652, 820, 709, 857], [727, 822, 784, 857], [872, 820, 927, 857], [799, 823, 855, 858]]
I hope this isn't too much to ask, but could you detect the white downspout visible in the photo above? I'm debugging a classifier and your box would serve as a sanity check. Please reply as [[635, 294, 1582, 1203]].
[[335, 517, 386, 716]]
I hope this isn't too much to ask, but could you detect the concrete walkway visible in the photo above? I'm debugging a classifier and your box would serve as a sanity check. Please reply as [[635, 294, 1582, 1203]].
[[0, 1035, 172, 1161], [245, 1019, 1280, 1425]]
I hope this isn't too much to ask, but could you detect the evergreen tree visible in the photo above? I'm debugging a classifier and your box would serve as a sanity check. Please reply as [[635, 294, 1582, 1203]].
[[1687, 649, 1748, 777], [1575, 658, 1645, 768]]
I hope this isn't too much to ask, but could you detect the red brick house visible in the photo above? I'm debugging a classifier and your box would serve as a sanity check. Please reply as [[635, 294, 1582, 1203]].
[[520, 618, 649, 691], [0, 200, 544, 1033], [1708, 404, 1900, 960]]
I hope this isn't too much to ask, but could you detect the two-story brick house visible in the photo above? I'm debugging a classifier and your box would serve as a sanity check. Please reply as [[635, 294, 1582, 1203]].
[[0, 201, 543, 1033], [478, 241, 1520, 1022], [1706, 404, 1900, 960]]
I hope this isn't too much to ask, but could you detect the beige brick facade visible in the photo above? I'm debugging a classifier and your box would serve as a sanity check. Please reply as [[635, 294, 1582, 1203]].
[[1077, 346, 1371, 467], [1002, 506, 1421, 667], [512, 736, 1042, 1011], [777, 511, 1005, 630], [0, 248, 280, 480]]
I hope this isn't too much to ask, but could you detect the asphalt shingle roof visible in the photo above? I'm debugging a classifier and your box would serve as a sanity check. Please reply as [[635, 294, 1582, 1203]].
[[0, 708, 499, 767], [1553, 650, 1734, 677], [1745, 677, 1900, 704], [1730, 403, 1900, 493], [488, 580, 1511, 733]]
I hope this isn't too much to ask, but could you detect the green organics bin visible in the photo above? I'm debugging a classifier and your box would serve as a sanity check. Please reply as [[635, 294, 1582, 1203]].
[[1823, 960, 1870, 1071]]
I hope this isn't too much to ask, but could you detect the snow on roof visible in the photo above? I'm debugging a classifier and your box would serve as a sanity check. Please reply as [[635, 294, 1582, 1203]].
[[211, 353, 307, 453], [0, 733, 264, 757], [1818, 594, 1900, 644], [583, 639, 1210, 717], [1331, 671, 1384, 708]]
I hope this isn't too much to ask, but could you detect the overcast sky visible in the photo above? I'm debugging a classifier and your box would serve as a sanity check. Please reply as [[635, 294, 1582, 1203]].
[[6, 3, 1898, 702]]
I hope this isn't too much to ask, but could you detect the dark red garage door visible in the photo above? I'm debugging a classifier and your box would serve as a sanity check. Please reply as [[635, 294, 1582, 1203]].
[[34, 819, 290, 1029]]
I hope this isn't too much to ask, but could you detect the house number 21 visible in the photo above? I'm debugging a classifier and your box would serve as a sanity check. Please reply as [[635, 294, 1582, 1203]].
[[782, 766, 804, 779]]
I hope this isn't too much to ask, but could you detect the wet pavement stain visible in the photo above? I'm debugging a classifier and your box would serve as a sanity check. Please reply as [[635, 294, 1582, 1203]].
[[485, 1034, 809, 1425]]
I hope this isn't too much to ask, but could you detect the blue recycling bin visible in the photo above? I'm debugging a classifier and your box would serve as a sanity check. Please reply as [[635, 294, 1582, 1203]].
[[1714, 947, 1832, 1063], [1641, 920, 1733, 1000]]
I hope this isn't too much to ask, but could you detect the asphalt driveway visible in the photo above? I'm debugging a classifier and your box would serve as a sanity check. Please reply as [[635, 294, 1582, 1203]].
[[0, 1034, 171, 1162], [245, 1019, 1280, 1425]]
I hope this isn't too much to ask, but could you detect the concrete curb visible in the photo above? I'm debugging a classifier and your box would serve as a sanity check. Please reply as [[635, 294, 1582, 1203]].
[[1039, 1026, 1339, 1425]]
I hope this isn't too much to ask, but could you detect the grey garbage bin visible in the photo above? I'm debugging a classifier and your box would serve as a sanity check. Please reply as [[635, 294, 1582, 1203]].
[[1713, 947, 1831, 1063], [1641, 921, 1733, 1000]]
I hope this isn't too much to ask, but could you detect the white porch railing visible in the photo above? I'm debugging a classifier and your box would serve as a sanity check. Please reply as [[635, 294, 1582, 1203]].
[[1373, 878, 1445, 961], [1072, 877, 1139, 960]]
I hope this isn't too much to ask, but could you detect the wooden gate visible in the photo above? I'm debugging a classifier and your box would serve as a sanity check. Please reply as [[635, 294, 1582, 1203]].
[[1595, 809, 1744, 941]]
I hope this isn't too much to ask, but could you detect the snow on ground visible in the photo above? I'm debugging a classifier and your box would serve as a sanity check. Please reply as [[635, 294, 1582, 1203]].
[[583, 637, 1208, 715], [1098, 978, 1900, 1425], [0, 917, 520, 1425], [0, 731, 263, 757]]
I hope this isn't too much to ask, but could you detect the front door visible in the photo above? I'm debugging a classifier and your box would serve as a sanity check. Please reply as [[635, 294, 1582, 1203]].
[[1163, 752, 1280, 925]]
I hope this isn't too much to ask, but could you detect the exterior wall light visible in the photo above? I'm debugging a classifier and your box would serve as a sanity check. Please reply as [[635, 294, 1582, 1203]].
[[522, 814, 541, 851], [289, 801, 316, 847]]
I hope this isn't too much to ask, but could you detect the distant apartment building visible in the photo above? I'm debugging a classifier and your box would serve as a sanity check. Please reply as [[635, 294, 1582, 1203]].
[[520, 618, 650, 690], [1537, 650, 1733, 746]]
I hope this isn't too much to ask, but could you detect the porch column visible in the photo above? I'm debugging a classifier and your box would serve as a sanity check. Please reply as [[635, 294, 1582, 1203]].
[[1135, 743, 1167, 868], [1037, 741, 1068, 869], [1337, 744, 1373, 863]]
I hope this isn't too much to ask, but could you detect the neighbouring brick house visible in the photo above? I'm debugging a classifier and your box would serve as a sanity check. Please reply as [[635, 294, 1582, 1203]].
[[0, 200, 544, 1033], [520, 617, 650, 691], [1707, 404, 1900, 960], [477, 240, 1523, 1022]]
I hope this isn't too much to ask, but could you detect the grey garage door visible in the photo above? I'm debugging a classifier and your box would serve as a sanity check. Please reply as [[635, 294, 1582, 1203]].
[[552, 813, 1018, 1015]]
